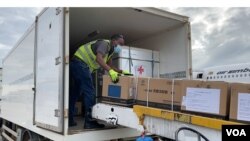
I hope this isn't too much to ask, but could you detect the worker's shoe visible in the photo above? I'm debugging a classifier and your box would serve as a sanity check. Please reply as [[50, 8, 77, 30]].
[[69, 121, 77, 127], [84, 121, 105, 129]]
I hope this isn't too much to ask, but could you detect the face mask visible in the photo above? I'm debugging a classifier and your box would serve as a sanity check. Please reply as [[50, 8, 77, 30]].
[[114, 45, 122, 54]]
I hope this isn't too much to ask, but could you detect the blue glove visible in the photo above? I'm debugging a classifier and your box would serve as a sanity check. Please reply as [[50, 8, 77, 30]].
[[136, 136, 153, 141]]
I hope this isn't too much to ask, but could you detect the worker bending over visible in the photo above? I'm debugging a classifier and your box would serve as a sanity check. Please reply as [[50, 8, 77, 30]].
[[69, 34, 131, 129]]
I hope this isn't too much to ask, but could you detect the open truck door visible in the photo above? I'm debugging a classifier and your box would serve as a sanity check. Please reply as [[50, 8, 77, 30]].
[[34, 8, 65, 133]]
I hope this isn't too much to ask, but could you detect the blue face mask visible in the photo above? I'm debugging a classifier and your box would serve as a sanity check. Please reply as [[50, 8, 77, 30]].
[[114, 45, 122, 54]]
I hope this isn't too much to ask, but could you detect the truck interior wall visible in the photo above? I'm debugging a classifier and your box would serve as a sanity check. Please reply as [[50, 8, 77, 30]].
[[69, 8, 185, 58], [130, 24, 189, 77], [1, 24, 35, 127]]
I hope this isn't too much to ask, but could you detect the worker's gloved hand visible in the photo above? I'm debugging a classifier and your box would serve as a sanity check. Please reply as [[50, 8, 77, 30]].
[[136, 136, 153, 141], [109, 69, 119, 82], [122, 70, 133, 76]]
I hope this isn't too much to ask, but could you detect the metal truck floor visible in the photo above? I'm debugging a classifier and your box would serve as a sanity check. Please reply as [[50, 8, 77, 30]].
[[68, 116, 118, 135]]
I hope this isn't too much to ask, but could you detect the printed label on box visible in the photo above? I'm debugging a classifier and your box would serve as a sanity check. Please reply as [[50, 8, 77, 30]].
[[185, 87, 220, 114], [108, 85, 121, 98], [237, 93, 250, 122], [182, 96, 186, 106]]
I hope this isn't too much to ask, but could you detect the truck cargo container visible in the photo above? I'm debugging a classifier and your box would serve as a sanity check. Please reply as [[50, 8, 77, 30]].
[[0, 7, 191, 141]]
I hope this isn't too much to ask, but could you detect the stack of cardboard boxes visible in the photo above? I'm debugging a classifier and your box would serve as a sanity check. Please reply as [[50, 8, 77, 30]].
[[229, 83, 250, 123], [101, 75, 250, 123]]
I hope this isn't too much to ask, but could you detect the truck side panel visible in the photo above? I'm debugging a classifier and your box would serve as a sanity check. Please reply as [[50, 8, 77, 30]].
[[1, 24, 35, 128]]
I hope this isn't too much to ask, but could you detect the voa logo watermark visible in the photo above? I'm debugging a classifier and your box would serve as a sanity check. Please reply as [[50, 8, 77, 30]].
[[222, 125, 250, 141], [226, 128, 246, 136]]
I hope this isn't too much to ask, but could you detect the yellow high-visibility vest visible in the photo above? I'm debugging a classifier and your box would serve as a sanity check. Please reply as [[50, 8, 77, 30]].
[[74, 40, 114, 72]]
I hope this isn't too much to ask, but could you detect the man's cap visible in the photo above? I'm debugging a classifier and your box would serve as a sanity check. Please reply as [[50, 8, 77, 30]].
[[111, 34, 124, 40]]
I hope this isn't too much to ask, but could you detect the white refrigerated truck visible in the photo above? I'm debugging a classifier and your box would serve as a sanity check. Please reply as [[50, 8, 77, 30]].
[[0, 7, 192, 141]]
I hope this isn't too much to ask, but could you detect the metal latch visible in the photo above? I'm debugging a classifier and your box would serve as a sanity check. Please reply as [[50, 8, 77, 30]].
[[55, 57, 61, 65], [106, 114, 118, 125], [32, 87, 36, 92]]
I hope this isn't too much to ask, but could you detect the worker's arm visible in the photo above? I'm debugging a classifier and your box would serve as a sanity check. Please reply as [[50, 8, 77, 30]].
[[95, 41, 120, 82], [96, 53, 120, 82], [96, 52, 112, 71], [107, 59, 123, 73]]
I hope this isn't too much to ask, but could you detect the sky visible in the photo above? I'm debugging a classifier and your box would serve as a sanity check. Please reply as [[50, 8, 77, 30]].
[[167, 8, 250, 71], [0, 7, 250, 70], [0, 8, 42, 68]]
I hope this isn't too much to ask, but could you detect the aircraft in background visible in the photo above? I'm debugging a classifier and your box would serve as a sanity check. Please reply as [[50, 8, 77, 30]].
[[193, 63, 250, 83]]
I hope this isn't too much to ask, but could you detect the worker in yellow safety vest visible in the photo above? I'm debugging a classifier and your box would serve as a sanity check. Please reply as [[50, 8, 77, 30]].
[[69, 34, 131, 129]]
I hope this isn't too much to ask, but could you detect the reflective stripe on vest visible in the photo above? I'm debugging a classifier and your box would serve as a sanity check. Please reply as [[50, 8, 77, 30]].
[[74, 40, 112, 72], [107, 51, 114, 62]]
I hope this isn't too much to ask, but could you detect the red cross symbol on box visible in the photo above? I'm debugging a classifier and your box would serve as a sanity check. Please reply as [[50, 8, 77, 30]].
[[137, 65, 144, 75]]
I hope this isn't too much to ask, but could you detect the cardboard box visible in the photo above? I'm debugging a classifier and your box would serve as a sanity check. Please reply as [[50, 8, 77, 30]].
[[74, 102, 82, 116], [101, 75, 136, 106], [136, 77, 182, 110], [180, 80, 230, 118], [230, 83, 250, 123]]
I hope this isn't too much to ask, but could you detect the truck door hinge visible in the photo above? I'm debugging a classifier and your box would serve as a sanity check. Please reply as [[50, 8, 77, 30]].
[[64, 109, 68, 118], [56, 7, 62, 15], [64, 56, 70, 64], [55, 109, 68, 118]]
